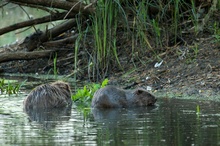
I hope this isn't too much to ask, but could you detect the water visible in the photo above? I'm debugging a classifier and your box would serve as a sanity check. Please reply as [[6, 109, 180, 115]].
[[0, 3, 62, 46], [0, 94, 220, 146]]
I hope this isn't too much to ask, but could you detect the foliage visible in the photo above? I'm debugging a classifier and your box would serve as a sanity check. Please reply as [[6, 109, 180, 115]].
[[85, 0, 217, 79], [0, 79, 26, 95], [213, 21, 220, 43], [71, 78, 109, 105], [89, 0, 122, 79], [1, 0, 219, 81], [53, 52, 58, 78]]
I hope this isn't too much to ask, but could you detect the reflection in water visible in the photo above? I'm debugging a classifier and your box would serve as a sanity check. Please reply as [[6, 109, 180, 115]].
[[92, 106, 157, 127], [91, 99, 220, 146], [0, 97, 220, 145], [91, 106, 158, 145], [25, 106, 72, 130]]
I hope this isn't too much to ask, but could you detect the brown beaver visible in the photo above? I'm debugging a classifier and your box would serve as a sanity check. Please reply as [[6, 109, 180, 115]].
[[23, 81, 72, 111], [91, 86, 157, 108]]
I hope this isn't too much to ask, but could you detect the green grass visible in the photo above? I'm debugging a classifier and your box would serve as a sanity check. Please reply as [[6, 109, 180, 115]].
[[0, 79, 26, 95], [53, 53, 58, 78], [91, 1, 117, 72], [212, 21, 220, 43], [72, 0, 219, 80]]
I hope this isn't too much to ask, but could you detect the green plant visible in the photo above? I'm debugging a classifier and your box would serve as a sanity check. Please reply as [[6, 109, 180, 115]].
[[173, 0, 180, 44], [152, 19, 162, 47], [53, 52, 58, 78], [133, 0, 153, 54], [74, 34, 82, 81], [72, 78, 109, 105], [192, 43, 199, 59], [213, 21, 220, 43], [196, 105, 200, 115], [90, 0, 122, 78], [190, 0, 199, 34], [0, 79, 26, 95], [185, 44, 199, 64]]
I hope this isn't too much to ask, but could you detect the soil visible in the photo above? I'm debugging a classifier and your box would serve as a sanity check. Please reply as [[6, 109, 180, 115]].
[[0, 34, 219, 100]]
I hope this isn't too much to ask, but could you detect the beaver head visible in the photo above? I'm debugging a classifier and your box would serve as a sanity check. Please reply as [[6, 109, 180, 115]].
[[51, 81, 71, 92], [133, 89, 157, 106]]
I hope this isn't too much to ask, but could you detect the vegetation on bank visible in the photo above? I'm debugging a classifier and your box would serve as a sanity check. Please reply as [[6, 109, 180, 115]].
[[0, 1, 219, 102], [0, 0, 219, 80], [0, 79, 26, 95], [72, 0, 220, 80]]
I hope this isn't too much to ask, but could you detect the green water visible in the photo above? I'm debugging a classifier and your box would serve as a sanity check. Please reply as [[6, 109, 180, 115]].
[[0, 93, 220, 146]]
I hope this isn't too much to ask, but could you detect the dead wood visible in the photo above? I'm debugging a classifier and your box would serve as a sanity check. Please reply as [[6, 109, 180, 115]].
[[7, 0, 95, 14], [43, 35, 79, 47], [22, 19, 77, 51], [0, 50, 56, 63], [0, 12, 76, 36]]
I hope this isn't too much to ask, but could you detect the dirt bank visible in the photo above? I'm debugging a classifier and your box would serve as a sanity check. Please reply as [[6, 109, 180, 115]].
[[0, 36, 219, 100]]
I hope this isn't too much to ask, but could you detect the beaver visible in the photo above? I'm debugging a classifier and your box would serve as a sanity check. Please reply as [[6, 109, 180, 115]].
[[23, 81, 72, 111], [91, 86, 157, 108]]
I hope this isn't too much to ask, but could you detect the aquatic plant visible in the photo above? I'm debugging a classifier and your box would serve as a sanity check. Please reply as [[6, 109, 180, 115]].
[[72, 78, 109, 105], [0, 79, 26, 95]]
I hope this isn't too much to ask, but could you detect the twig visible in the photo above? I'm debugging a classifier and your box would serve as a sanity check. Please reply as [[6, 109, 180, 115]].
[[64, 1, 81, 19]]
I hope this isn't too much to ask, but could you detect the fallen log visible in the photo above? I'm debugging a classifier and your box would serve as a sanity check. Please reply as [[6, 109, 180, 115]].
[[22, 18, 77, 51], [0, 50, 56, 63], [7, 0, 95, 14], [0, 12, 76, 36]]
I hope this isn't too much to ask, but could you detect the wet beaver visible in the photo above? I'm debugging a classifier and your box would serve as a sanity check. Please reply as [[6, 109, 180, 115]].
[[91, 86, 157, 108], [23, 81, 72, 111]]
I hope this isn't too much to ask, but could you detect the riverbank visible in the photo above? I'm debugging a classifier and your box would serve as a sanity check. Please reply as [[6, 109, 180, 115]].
[[0, 35, 219, 101], [107, 38, 220, 100]]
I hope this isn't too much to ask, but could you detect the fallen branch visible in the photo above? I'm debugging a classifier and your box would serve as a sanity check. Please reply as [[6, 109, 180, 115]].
[[0, 50, 56, 63], [0, 12, 76, 36], [43, 35, 79, 47], [7, 0, 94, 14], [22, 18, 77, 51]]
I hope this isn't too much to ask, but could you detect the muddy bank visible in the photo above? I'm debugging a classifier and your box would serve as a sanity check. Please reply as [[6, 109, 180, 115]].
[[108, 39, 220, 99], [0, 38, 219, 100]]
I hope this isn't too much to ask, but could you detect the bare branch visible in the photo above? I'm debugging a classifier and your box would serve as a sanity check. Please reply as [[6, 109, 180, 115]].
[[7, 0, 95, 14], [0, 12, 75, 35], [0, 50, 56, 63]]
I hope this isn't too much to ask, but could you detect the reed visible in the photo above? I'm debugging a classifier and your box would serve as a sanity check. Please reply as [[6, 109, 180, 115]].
[[0, 79, 26, 95], [90, 0, 123, 79], [78, 0, 217, 79], [53, 53, 58, 78]]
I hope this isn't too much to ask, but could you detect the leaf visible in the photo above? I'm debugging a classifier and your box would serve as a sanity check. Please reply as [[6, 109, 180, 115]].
[[101, 78, 109, 87]]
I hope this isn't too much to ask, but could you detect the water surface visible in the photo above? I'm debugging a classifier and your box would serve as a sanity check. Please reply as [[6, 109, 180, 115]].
[[0, 94, 220, 146]]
